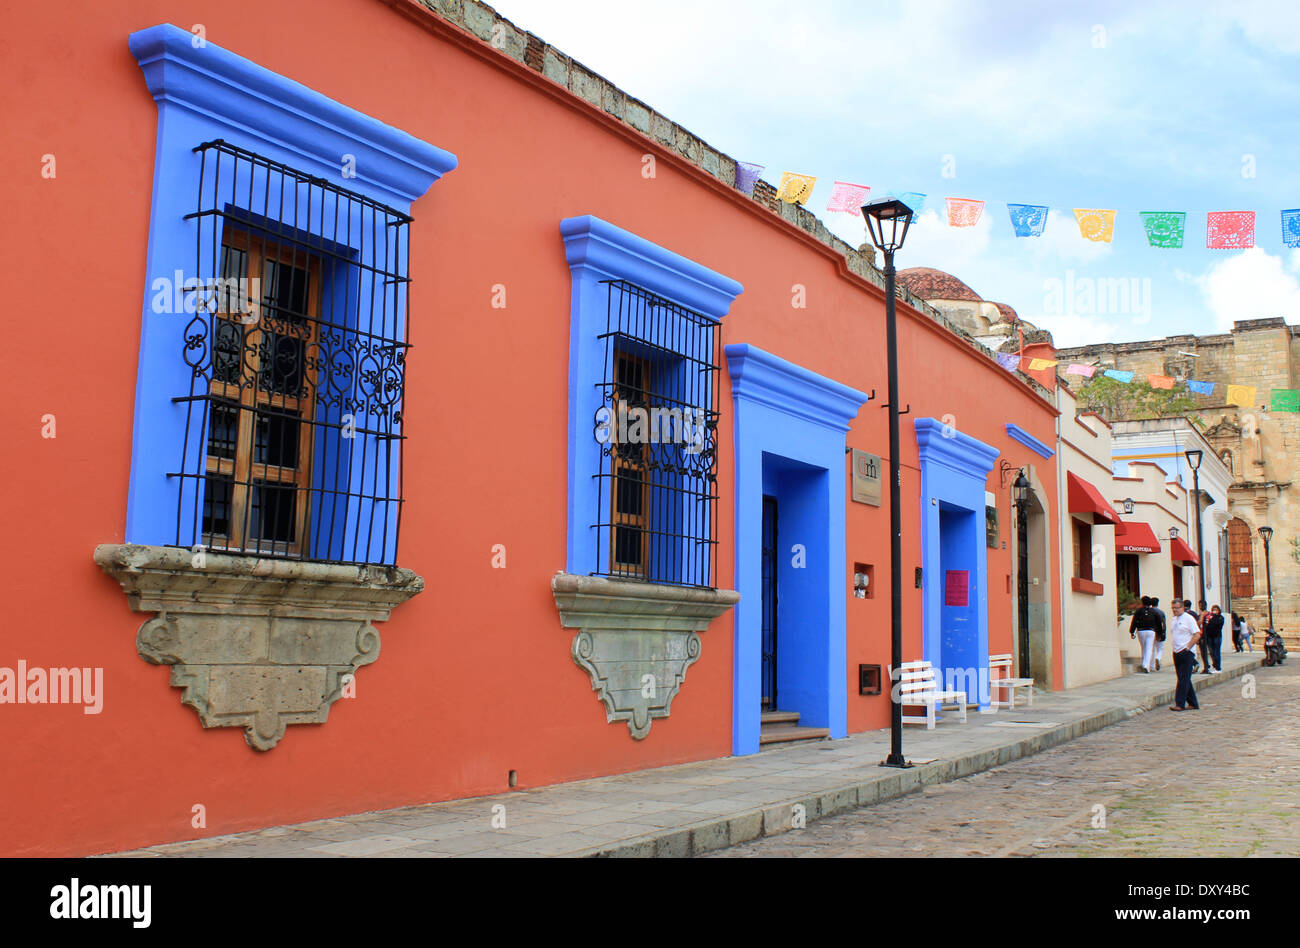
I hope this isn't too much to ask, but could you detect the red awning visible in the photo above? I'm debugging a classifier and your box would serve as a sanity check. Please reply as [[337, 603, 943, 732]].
[[1067, 472, 1120, 525], [1115, 519, 1162, 554], [1170, 536, 1200, 565]]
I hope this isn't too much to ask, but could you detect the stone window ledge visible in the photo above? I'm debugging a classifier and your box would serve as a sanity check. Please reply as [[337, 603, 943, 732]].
[[94, 543, 424, 751], [552, 572, 739, 739]]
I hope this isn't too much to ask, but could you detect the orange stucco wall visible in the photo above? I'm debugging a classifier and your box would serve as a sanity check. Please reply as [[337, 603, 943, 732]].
[[0, 0, 1062, 855]]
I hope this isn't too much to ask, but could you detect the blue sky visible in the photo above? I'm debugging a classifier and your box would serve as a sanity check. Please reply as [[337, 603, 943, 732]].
[[488, 0, 1300, 346]]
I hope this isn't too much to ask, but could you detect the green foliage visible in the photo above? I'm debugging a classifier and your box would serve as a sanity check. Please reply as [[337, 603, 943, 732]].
[[1076, 376, 1199, 422], [1116, 579, 1142, 617], [1290, 535, 1300, 566]]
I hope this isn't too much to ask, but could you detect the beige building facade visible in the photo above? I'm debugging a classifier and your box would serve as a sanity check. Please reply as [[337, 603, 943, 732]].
[[1057, 317, 1300, 645]]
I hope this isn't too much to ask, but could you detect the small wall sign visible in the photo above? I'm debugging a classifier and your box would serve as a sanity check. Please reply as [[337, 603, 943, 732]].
[[851, 449, 883, 506]]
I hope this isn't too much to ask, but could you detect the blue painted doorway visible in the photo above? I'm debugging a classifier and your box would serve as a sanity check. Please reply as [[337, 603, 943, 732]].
[[939, 503, 979, 683]]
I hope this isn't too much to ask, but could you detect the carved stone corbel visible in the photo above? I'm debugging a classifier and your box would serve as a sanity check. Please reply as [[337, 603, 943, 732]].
[[552, 572, 739, 739], [94, 543, 423, 750]]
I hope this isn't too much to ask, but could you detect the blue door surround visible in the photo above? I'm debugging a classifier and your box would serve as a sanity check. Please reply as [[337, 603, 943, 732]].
[[914, 418, 999, 706], [727, 345, 870, 756]]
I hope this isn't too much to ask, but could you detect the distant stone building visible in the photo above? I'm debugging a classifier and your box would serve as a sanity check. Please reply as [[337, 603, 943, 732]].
[[1056, 318, 1300, 644]]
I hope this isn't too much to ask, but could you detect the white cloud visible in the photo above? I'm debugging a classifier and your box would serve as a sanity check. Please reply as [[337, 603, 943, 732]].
[[1191, 248, 1300, 331]]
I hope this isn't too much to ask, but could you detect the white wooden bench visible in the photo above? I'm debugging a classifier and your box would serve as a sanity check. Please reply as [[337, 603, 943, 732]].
[[988, 653, 1035, 709], [895, 660, 967, 729]]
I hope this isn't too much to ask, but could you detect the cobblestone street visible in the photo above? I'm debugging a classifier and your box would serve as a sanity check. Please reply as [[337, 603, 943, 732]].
[[712, 661, 1299, 858]]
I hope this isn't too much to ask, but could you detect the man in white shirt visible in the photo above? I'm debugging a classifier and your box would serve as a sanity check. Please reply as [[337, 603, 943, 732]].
[[1169, 598, 1202, 711]]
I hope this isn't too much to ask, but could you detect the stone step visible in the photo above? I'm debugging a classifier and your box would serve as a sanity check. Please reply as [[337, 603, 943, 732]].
[[760, 710, 801, 726], [759, 725, 831, 747]]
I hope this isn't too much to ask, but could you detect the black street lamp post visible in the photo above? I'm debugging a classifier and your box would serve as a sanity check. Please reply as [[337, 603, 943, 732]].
[[1259, 525, 1275, 633], [862, 197, 913, 770], [1013, 470, 1032, 678], [1185, 449, 1206, 611]]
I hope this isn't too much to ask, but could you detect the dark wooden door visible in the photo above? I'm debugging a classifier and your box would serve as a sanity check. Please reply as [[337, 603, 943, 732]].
[[1228, 518, 1254, 599], [761, 496, 778, 710]]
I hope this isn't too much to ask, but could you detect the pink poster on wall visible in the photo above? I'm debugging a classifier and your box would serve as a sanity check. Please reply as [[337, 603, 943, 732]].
[[945, 570, 970, 607]]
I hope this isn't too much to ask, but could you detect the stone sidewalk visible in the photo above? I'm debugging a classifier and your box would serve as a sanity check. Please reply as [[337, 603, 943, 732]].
[[112, 652, 1262, 858]]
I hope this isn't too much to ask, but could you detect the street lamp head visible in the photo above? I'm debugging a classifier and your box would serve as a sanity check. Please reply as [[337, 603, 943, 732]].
[[1184, 448, 1203, 472], [1169, 526, 1179, 539], [861, 198, 914, 255], [1012, 470, 1030, 506], [1122, 497, 1135, 514], [1259, 525, 1273, 543]]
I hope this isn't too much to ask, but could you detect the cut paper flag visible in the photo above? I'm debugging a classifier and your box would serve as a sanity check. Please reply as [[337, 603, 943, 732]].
[[735, 162, 765, 196], [776, 172, 817, 205], [996, 353, 1020, 371], [1105, 369, 1135, 383], [1019, 356, 1035, 371], [826, 181, 871, 215], [1148, 375, 1175, 389], [1029, 358, 1057, 370], [1066, 364, 1097, 378], [1007, 204, 1049, 237], [888, 191, 926, 213], [1282, 209, 1300, 249], [1227, 384, 1257, 408], [1140, 211, 1186, 249], [1271, 388, 1300, 412], [1186, 380, 1215, 395], [1207, 211, 1255, 249], [946, 198, 985, 227], [1073, 209, 1117, 243]]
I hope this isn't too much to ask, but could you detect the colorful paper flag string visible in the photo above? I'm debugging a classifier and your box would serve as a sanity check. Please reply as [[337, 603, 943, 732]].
[[1271, 388, 1300, 412], [1148, 375, 1174, 389], [1007, 204, 1049, 237], [1140, 211, 1186, 249], [1282, 209, 1300, 249], [1066, 364, 1097, 377], [888, 191, 926, 214], [735, 162, 765, 196], [1028, 358, 1057, 370], [1074, 209, 1117, 243], [776, 172, 816, 205], [1207, 211, 1255, 249], [996, 353, 1020, 371], [946, 198, 985, 227], [1227, 384, 1257, 408], [826, 181, 871, 215], [1105, 369, 1135, 383], [1186, 380, 1215, 395]]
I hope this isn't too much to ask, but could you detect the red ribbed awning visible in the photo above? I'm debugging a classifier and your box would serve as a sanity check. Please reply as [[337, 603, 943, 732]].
[[1067, 472, 1120, 525], [1170, 536, 1200, 565], [1115, 519, 1162, 554]]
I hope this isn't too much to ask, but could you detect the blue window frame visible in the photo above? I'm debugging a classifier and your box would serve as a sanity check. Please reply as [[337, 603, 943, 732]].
[[127, 24, 456, 565], [561, 215, 743, 588]]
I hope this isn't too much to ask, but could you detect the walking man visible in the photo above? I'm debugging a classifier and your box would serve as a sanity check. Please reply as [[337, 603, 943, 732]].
[[1128, 595, 1161, 673], [1150, 597, 1167, 671], [1204, 605, 1225, 673], [1169, 598, 1202, 711]]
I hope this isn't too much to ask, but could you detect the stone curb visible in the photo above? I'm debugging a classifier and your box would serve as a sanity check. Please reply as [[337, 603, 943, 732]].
[[576, 659, 1264, 858]]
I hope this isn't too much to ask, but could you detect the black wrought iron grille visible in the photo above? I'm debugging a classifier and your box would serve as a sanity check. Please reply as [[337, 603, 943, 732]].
[[593, 280, 720, 588], [172, 140, 412, 566]]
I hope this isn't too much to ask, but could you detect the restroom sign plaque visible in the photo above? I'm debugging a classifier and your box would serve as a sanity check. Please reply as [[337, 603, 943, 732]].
[[851, 449, 883, 506]]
